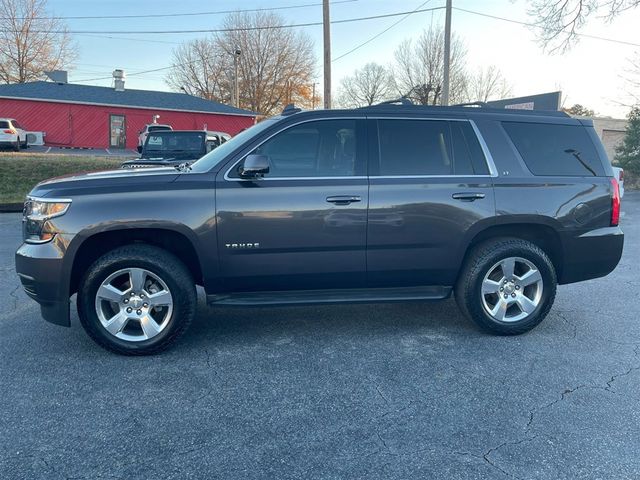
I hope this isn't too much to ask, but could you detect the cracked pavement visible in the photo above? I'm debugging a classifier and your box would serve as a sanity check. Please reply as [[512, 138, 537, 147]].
[[1, 193, 639, 479]]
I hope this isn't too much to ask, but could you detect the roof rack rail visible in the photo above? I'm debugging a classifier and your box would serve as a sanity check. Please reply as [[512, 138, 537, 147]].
[[372, 97, 414, 106], [451, 101, 489, 107], [281, 103, 302, 116]]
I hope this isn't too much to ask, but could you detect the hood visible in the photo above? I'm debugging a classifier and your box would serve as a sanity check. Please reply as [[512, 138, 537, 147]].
[[30, 167, 181, 199]]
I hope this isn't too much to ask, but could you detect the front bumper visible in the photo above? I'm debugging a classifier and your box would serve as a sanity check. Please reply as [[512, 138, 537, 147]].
[[559, 226, 624, 284], [15, 235, 73, 326]]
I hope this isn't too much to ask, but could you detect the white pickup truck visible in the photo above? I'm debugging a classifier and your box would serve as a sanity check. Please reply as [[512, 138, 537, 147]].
[[137, 123, 172, 153], [612, 167, 625, 198]]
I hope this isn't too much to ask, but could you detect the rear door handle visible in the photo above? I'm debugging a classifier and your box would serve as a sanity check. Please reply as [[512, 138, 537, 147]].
[[452, 192, 486, 202], [326, 195, 361, 205]]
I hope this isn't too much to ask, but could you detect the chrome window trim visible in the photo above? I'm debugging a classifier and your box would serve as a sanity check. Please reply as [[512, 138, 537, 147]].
[[468, 119, 499, 177], [223, 115, 498, 181], [371, 175, 494, 179]]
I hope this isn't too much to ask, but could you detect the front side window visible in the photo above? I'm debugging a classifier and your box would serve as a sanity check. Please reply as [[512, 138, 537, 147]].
[[503, 122, 604, 177], [244, 119, 359, 178]]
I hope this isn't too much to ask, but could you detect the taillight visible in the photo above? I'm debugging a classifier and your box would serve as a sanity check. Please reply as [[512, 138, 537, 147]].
[[3, 129, 15, 134], [611, 177, 620, 226]]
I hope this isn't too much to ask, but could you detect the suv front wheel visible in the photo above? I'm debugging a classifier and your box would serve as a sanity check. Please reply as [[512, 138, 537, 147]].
[[77, 244, 196, 355], [455, 238, 557, 335]]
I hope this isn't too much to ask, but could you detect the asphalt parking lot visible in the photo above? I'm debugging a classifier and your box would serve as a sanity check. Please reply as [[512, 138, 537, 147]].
[[1, 193, 639, 480]]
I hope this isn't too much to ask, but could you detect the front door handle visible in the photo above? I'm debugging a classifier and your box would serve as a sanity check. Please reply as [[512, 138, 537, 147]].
[[326, 195, 361, 205], [452, 192, 486, 202]]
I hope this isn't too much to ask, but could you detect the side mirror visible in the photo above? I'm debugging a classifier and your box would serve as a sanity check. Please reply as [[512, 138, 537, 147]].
[[240, 154, 269, 177]]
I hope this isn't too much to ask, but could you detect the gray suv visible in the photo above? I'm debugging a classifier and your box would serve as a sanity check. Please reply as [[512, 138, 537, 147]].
[[16, 103, 624, 354]]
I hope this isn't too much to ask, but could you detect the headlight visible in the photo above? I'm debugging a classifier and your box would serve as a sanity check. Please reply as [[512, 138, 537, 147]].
[[23, 197, 72, 243]]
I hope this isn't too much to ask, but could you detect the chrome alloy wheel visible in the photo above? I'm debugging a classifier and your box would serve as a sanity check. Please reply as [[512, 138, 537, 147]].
[[481, 257, 543, 323], [94, 268, 173, 342]]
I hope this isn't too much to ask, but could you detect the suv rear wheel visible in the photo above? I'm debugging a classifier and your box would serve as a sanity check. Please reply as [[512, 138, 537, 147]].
[[455, 238, 557, 335], [77, 244, 196, 355]]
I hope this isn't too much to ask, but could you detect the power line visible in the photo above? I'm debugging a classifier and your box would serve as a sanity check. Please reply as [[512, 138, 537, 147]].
[[77, 33, 180, 45], [0, 0, 357, 20], [1, 6, 447, 35], [332, 0, 434, 62], [74, 65, 193, 83], [453, 7, 640, 48]]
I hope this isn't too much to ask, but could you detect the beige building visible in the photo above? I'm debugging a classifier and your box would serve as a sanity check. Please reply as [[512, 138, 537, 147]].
[[590, 117, 628, 163]]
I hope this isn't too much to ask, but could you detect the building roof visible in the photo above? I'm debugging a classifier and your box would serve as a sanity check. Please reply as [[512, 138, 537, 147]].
[[0, 81, 256, 117]]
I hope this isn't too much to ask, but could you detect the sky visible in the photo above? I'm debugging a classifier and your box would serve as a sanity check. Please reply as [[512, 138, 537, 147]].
[[47, 0, 640, 118]]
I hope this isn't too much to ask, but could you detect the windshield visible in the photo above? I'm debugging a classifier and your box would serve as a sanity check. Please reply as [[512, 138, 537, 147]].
[[144, 132, 205, 154], [148, 125, 171, 132], [189, 119, 279, 173]]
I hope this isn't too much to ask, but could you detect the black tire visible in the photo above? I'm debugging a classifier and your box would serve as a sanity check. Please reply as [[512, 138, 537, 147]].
[[455, 238, 557, 335], [13, 140, 20, 152], [137, 145, 142, 153], [77, 244, 196, 355]]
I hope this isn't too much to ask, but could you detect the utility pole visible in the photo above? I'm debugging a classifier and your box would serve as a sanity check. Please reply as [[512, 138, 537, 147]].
[[312, 82, 317, 109], [322, 0, 331, 109], [233, 46, 241, 108], [442, 0, 452, 106]]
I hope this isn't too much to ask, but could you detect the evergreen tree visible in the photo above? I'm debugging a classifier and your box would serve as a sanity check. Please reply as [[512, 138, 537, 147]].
[[615, 106, 640, 174]]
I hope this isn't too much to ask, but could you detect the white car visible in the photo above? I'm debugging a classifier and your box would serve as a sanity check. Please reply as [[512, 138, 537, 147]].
[[612, 166, 625, 198], [137, 123, 172, 153], [0, 118, 27, 151]]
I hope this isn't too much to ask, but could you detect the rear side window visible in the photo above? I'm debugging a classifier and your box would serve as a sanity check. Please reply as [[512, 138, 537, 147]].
[[503, 122, 604, 176], [376, 119, 489, 176], [377, 120, 452, 175], [11, 120, 22, 129]]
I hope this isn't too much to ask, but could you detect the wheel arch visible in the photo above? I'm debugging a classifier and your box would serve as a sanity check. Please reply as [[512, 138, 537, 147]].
[[458, 217, 564, 282], [68, 225, 204, 296]]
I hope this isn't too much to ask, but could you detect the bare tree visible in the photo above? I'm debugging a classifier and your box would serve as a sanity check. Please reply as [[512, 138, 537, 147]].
[[393, 25, 468, 105], [0, 0, 76, 83], [336, 62, 395, 107], [166, 39, 229, 101], [467, 66, 512, 103], [166, 11, 316, 115], [528, 0, 640, 52], [620, 51, 640, 106]]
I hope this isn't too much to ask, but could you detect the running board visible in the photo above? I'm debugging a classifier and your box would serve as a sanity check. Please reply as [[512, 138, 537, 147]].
[[206, 286, 451, 307]]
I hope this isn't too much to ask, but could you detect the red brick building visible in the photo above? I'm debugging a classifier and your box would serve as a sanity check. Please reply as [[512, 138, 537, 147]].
[[0, 80, 256, 150]]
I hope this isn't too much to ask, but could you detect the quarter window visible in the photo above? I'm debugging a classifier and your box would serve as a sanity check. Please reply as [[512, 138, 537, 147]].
[[249, 120, 359, 177], [503, 122, 604, 177], [451, 121, 490, 175]]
